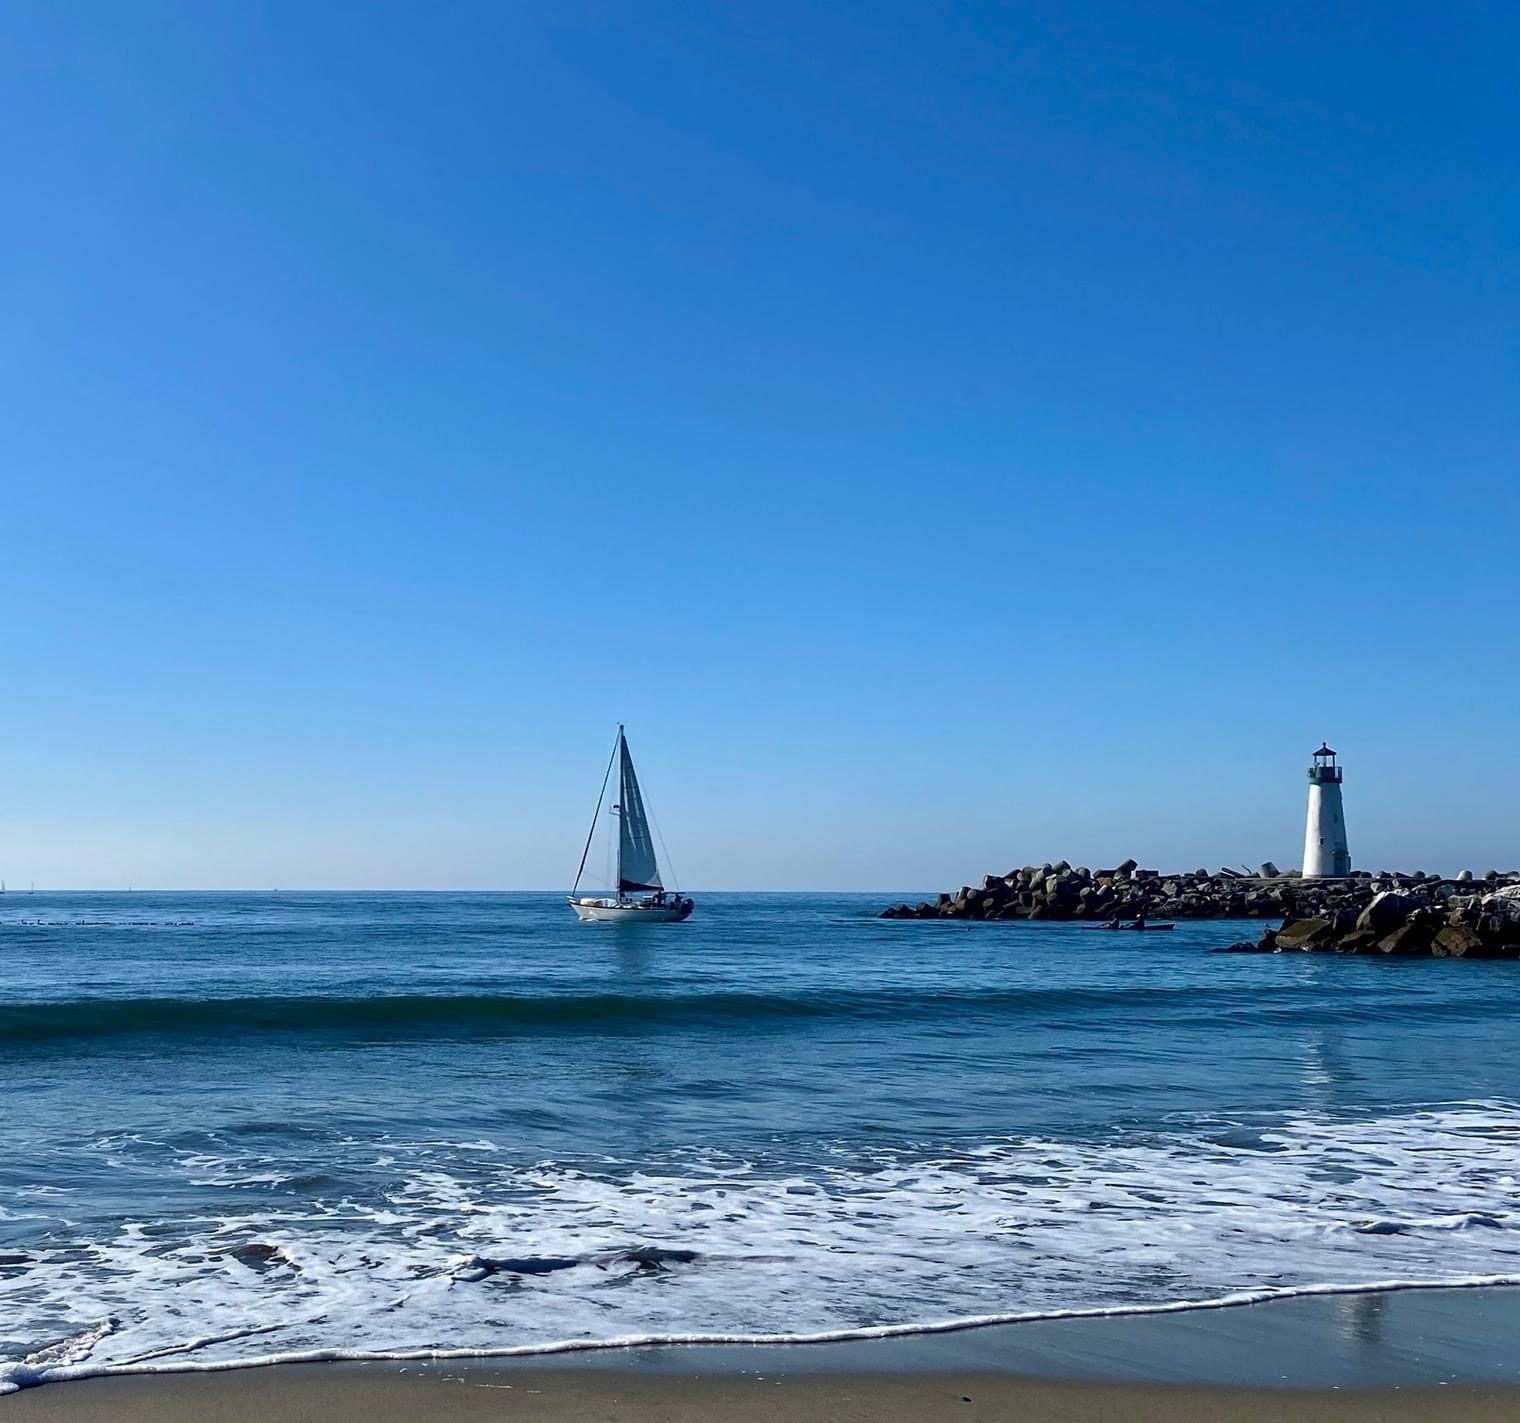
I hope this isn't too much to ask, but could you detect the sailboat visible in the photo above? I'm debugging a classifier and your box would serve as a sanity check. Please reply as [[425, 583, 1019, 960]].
[[568, 726, 693, 923]]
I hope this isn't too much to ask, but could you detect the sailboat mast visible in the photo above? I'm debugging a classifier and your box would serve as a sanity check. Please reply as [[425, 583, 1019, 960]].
[[615, 724, 626, 900]]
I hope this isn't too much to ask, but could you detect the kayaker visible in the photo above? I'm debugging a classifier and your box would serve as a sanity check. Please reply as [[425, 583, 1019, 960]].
[[1132, 913, 1147, 931]]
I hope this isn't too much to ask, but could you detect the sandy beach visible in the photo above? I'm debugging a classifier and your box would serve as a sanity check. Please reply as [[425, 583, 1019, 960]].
[[10, 1286, 1520, 1420], [11, 1366, 1520, 1423]]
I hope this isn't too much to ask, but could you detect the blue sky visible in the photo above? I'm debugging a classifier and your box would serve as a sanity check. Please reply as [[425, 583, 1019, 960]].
[[2, 1, 1516, 889]]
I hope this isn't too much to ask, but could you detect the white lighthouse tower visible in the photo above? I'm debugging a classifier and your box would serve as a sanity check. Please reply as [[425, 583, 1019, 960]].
[[1302, 743, 1351, 878]]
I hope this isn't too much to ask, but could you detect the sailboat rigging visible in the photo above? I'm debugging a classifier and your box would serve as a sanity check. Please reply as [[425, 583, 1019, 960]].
[[568, 726, 693, 923]]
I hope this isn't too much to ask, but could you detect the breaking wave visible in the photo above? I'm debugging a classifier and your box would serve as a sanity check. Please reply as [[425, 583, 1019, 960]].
[[2, 981, 1505, 1050], [4, 1103, 1520, 1392]]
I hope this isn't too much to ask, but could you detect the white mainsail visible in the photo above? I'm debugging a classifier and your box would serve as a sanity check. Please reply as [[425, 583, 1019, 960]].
[[616, 731, 662, 892]]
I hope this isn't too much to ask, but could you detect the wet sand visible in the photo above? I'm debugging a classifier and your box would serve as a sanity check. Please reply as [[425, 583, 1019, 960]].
[[10, 1367, 1520, 1423], [9, 1286, 1520, 1420]]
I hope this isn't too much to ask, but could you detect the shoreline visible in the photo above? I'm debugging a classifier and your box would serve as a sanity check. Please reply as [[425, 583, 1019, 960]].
[[9, 1274, 1520, 1394], [11, 1277, 1520, 1398], [8, 1286, 1520, 1419]]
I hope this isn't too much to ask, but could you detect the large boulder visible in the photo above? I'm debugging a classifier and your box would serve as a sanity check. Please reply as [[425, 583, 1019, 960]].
[[1433, 924, 1487, 958], [1479, 914, 1520, 955], [1275, 917, 1338, 950], [1377, 922, 1433, 956], [1356, 891, 1413, 935]]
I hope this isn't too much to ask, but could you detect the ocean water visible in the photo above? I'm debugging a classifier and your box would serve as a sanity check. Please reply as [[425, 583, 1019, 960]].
[[3, 891, 1520, 1389]]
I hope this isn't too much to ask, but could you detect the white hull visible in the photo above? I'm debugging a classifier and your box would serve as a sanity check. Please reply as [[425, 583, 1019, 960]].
[[568, 897, 691, 924]]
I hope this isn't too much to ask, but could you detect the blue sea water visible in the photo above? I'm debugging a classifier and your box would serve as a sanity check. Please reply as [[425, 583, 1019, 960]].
[[3, 892, 1520, 1386]]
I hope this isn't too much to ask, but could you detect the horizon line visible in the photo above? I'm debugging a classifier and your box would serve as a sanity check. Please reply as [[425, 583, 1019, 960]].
[[0, 886, 924, 895]]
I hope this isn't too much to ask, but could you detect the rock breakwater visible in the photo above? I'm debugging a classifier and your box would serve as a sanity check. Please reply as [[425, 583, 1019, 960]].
[[1224, 880, 1520, 958], [880, 861, 1520, 934]]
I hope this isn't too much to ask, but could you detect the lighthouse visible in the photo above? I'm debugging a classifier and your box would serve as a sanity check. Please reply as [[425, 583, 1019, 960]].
[[1302, 743, 1351, 878]]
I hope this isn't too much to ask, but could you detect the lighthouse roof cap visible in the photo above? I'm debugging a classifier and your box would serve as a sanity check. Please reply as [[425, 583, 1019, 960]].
[[1313, 742, 1337, 758]]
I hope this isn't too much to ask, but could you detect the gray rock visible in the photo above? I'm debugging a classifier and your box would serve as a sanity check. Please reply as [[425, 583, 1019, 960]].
[[1433, 924, 1486, 958], [1377, 922, 1432, 956], [1275, 917, 1338, 950], [1356, 891, 1413, 935]]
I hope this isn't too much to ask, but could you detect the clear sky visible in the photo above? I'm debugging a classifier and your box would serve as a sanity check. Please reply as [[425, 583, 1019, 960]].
[[3, 1, 1516, 890]]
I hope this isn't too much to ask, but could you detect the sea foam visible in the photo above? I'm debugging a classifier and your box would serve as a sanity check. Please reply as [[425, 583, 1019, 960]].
[[4, 1102, 1520, 1392]]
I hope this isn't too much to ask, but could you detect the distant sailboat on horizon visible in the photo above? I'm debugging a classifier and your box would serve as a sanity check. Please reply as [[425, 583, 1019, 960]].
[[568, 726, 693, 923]]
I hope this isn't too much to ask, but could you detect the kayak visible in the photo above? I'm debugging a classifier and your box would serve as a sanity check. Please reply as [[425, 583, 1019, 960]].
[[1090, 923, 1176, 932]]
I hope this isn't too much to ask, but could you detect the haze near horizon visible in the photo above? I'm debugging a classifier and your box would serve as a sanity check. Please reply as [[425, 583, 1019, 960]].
[[3, 1, 1517, 890]]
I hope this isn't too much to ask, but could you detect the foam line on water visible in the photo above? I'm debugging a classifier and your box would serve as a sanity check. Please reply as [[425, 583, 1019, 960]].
[[6, 1103, 1520, 1392], [6, 1275, 1520, 1395]]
